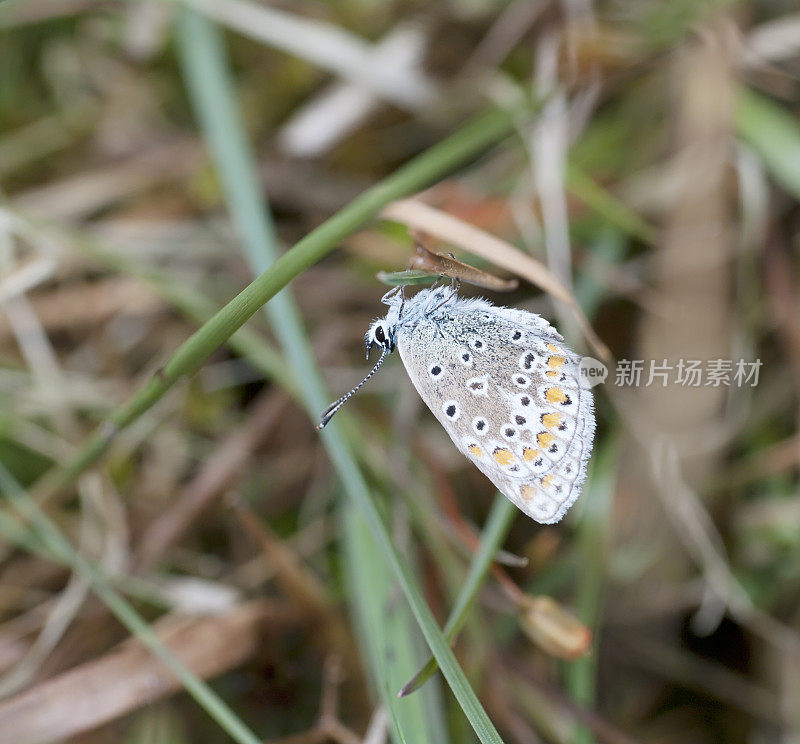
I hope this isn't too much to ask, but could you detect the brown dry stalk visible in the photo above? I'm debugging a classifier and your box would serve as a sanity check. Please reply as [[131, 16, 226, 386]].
[[231, 501, 364, 684], [0, 276, 165, 348], [634, 22, 736, 487], [13, 139, 203, 221], [134, 390, 288, 572], [0, 600, 292, 744]]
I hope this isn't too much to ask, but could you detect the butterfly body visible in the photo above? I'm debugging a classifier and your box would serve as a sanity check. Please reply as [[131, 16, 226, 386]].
[[323, 286, 596, 524]]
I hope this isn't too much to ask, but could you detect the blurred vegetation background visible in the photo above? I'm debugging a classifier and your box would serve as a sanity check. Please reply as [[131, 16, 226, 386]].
[[0, 1, 799, 743]]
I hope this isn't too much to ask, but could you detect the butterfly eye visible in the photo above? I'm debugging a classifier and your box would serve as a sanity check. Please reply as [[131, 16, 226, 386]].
[[374, 325, 386, 345]]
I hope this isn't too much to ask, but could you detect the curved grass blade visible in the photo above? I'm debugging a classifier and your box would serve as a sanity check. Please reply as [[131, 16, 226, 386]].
[[41, 100, 527, 497], [174, 10, 529, 743]]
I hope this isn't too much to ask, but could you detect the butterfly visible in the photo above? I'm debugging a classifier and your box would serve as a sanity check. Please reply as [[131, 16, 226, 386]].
[[318, 285, 596, 523]]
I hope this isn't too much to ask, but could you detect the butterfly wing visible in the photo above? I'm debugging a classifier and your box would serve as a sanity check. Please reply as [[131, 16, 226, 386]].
[[396, 298, 595, 524]]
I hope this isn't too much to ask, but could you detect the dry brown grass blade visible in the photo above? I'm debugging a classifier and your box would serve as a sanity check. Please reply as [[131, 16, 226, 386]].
[[13, 140, 202, 221], [231, 500, 363, 683], [134, 390, 289, 572], [500, 662, 644, 744], [0, 277, 165, 347], [407, 240, 519, 292], [381, 199, 611, 363], [0, 600, 292, 744]]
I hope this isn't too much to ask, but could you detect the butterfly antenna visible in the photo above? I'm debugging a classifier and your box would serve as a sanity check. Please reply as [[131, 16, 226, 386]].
[[316, 349, 389, 430]]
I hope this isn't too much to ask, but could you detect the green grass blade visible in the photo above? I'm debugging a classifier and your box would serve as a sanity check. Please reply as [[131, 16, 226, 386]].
[[399, 494, 517, 697], [174, 11, 513, 742], [176, 9, 280, 275], [342, 502, 449, 744], [175, 7, 332, 420], [0, 463, 262, 744], [378, 269, 440, 286], [736, 87, 800, 200], [178, 11, 447, 740], [318, 435, 507, 743], [566, 162, 657, 246]]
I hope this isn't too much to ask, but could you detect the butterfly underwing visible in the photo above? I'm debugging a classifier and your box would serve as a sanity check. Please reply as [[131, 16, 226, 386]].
[[319, 286, 596, 524]]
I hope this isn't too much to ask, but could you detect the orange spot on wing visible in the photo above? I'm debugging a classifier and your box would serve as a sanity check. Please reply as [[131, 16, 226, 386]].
[[522, 447, 541, 462], [547, 355, 566, 369], [537, 432, 555, 448], [547, 343, 560, 353], [493, 448, 515, 466], [545, 369, 559, 378], [542, 413, 561, 429], [541, 475, 554, 489], [468, 445, 483, 457], [545, 387, 567, 405], [521, 485, 537, 501]]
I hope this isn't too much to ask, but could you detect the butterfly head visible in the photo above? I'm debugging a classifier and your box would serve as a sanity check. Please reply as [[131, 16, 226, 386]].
[[365, 319, 396, 359], [317, 285, 453, 430], [317, 316, 396, 430]]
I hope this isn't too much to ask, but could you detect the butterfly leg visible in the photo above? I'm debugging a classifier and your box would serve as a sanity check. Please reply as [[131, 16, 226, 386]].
[[441, 252, 461, 291], [380, 286, 402, 305]]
